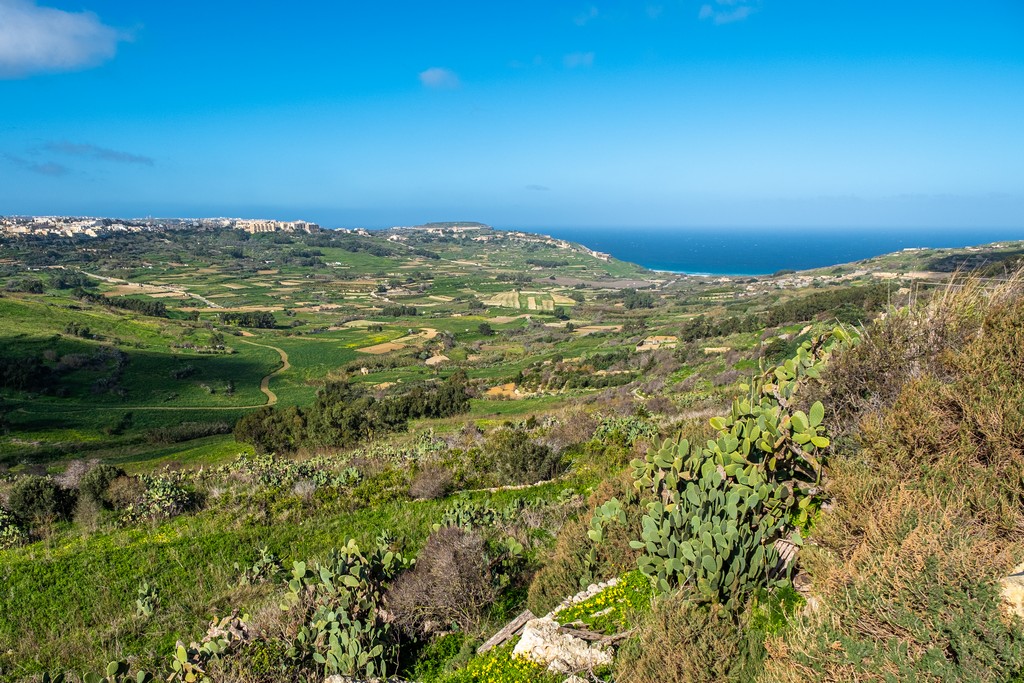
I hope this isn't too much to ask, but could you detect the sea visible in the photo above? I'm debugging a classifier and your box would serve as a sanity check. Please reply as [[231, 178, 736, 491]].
[[522, 226, 1024, 276]]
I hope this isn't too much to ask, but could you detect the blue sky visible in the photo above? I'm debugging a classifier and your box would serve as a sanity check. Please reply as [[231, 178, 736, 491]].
[[1, 0, 1022, 229]]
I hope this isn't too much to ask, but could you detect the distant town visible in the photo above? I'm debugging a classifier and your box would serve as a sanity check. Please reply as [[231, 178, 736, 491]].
[[0, 215, 615, 262], [0, 215, 322, 238]]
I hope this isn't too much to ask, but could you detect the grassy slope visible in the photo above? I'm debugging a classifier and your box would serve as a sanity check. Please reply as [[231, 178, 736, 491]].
[[0, 477, 580, 679], [756, 278, 1024, 682], [4, 228, 1023, 681]]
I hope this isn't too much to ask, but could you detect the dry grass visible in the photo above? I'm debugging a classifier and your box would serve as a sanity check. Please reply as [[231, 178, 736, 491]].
[[527, 473, 643, 616], [760, 271, 1024, 682], [616, 591, 760, 683]]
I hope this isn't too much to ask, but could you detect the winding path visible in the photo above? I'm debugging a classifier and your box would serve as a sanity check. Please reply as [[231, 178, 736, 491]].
[[80, 271, 223, 308], [238, 339, 290, 405], [11, 340, 290, 413]]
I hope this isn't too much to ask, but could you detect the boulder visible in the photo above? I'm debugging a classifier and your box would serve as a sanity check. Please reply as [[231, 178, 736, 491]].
[[513, 616, 614, 674]]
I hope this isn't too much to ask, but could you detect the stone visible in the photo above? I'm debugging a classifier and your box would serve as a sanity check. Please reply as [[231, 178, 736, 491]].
[[1000, 563, 1024, 618], [513, 616, 613, 674]]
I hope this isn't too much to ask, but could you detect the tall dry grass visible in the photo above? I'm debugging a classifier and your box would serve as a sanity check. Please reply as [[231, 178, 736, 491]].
[[761, 270, 1024, 682]]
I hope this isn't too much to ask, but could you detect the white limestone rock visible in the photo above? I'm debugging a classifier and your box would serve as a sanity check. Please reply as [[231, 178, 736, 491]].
[[513, 616, 613, 674], [1001, 563, 1024, 618]]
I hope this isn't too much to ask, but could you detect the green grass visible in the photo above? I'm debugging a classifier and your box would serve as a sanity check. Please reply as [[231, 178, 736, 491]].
[[553, 570, 652, 634], [105, 434, 253, 473], [0, 475, 580, 680], [467, 395, 565, 418]]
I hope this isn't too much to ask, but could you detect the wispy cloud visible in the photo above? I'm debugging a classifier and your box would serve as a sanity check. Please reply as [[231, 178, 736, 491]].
[[574, 5, 599, 26], [510, 55, 545, 69], [563, 52, 595, 69], [418, 66, 460, 89], [525, 184, 550, 192], [698, 0, 757, 25], [5, 153, 69, 176], [42, 140, 153, 165], [0, 0, 128, 78]]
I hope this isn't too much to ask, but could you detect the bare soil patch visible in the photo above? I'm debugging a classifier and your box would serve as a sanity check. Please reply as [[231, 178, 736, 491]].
[[357, 341, 406, 355]]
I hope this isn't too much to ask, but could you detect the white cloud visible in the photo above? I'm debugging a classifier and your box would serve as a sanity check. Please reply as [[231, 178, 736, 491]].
[[563, 52, 594, 69], [574, 5, 598, 26], [418, 66, 460, 89], [0, 0, 126, 78], [698, 0, 757, 25]]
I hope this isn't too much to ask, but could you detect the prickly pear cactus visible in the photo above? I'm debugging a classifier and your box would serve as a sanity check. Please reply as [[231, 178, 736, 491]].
[[280, 537, 411, 679], [630, 326, 856, 609]]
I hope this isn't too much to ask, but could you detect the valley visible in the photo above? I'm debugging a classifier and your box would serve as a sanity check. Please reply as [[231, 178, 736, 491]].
[[1, 222, 1023, 682]]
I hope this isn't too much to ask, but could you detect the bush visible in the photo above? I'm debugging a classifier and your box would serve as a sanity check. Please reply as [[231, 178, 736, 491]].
[[760, 460, 1024, 683], [78, 464, 126, 509], [488, 428, 562, 485], [615, 592, 762, 683], [107, 475, 146, 510], [409, 465, 453, 500], [389, 527, 496, 634], [761, 274, 1024, 681], [146, 421, 232, 444], [7, 476, 75, 524], [0, 508, 28, 549]]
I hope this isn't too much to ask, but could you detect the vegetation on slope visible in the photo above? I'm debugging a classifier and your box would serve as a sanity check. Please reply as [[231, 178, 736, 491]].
[[2, 226, 1023, 682]]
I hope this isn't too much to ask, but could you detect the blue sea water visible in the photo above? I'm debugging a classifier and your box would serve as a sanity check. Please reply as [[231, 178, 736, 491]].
[[523, 226, 1024, 276]]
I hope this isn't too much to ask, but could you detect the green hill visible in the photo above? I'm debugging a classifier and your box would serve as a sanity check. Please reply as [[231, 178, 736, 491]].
[[1, 225, 1023, 682]]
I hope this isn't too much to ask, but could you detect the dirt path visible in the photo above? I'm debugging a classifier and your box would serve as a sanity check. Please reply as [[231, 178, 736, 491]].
[[82, 271, 223, 309], [238, 340, 289, 405], [12, 341, 291, 413]]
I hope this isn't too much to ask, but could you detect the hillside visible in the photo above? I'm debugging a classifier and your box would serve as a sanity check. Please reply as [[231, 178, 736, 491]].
[[1, 225, 1023, 682]]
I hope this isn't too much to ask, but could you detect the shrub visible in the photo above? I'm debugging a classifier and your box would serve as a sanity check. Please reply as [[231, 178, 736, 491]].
[[409, 465, 454, 500], [72, 493, 104, 531], [760, 462, 1024, 683], [7, 476, 75, 524], [615, 592, 763, 683], [488, 428, 562, 485], [389, 527, 496, 634], [55, 458, 95, 489], [761, 274, 1024, 681], [107, 475, 146, 510], [146, 421, 232, 444], [79, 464, 127, 509], [0, 508, 28, 549]]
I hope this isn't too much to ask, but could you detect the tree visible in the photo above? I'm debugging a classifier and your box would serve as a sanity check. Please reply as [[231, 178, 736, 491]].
[[478, 322, 495, 336]]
